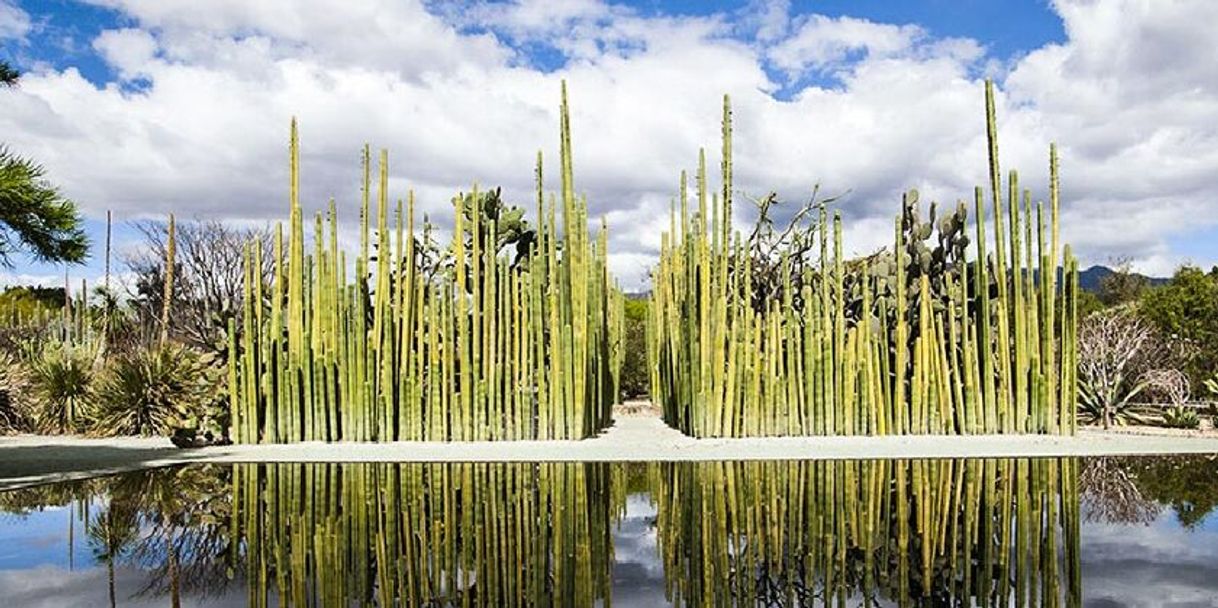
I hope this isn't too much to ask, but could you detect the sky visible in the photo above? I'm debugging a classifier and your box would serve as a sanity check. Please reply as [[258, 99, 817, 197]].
[[1, 0, 1217, 291]]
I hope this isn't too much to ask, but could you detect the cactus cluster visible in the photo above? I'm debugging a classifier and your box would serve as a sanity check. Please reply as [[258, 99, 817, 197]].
[[649, 81, 1080, 437], [232, 462, 614, 607], [229, 83, 619, 443], [654, 458, 1081, 606]]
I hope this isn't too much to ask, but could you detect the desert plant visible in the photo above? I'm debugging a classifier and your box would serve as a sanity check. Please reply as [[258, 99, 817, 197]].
[[93, 343, 218, 437], [228, 82, 620, 443], [0, 351, 32, 432], [1077, 309, 1166, 428], [29, 342, 97, 433], [1161, 406, 1200, 429], [649, 81, 1079, 437]]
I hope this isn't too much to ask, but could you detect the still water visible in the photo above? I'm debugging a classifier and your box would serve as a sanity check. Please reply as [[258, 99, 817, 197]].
[[0, 456, 1215, 607]]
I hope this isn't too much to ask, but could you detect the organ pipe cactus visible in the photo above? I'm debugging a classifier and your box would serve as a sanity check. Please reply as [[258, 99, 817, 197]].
[[650, 81, 1080, 437], [229, 83, 620, 443]]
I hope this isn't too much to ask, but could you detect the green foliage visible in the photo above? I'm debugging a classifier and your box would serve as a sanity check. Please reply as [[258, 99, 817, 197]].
[[0, 351, 32, 432], [618, 298, 649, 398], [1077, 380, 1148, 427], [0, 60, 17, 86], [1076, 289, 1104, 319], [650, 82, 1078, 437], [0, 146, 89, 267], [455, 187, 536, 265], [29, 342, 97, 433], [230, 83, 618, 443], [1098, 260, 1148, 306], [1140, 265, 1218, 385], [1127, 456, 1218, 528], [1160, 405, 1200, 429], [0, 286, 64, 318], [93, 343, 218, 437]]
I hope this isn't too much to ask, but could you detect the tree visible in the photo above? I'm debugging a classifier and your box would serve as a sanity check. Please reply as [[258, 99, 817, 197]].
[[619, 298, 649, 398], [1139, 265, 1218, 384], [1098, 257, 1148, 306], [126, 219, 272, 352], [1076, 308, 1168, 428], [0, 60, 17, 87], [0, 147, 89, 267]]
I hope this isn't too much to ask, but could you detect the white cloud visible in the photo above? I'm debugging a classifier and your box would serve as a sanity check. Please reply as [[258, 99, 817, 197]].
[[0, 0, 29, 41], [0, 0, 1216, 289]]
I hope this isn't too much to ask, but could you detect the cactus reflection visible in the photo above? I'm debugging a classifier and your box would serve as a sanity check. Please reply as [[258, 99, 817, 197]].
[[653, 459, 1081, 607], [0, 458, 1092, 607], [232, 463, 615, 607]]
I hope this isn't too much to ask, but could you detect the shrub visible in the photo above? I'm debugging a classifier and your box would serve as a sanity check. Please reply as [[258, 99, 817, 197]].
[[93, 344, 218, 437], [619, 298, 649, 399], [29, 343, 97, 433], [1161, 406, 1200, 430], [0, 352, 32, 432]]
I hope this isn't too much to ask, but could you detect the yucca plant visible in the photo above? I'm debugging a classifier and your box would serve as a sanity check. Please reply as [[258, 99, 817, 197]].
[[29, 342, 98, 433], [93, 343, 217, 437], [649, 81, 1079, 437]]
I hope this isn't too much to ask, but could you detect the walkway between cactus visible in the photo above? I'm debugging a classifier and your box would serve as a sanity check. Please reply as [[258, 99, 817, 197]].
[[3, 410, 1218, 490]]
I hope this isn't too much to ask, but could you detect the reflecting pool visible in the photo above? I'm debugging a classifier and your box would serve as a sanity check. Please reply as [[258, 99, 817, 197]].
[[0, 456, 1215, 607]]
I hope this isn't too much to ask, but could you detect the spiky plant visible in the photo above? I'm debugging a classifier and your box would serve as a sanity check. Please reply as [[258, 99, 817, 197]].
[[93, 343, 216, 437], [649, 81, 1079, 437], [0, 351, 32, 432], [228, 82, 620, 443], [29, 342, 97, 433]]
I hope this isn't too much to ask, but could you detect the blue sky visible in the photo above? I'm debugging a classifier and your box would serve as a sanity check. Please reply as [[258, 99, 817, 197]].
[[2, 0, 1217, 289]]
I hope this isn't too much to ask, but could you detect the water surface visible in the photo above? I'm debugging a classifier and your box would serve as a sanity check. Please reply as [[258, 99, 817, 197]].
[[0, 456, 1215, 607]]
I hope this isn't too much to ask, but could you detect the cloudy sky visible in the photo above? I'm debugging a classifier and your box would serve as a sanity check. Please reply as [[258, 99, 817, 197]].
[[1, 0, 1217, 290]]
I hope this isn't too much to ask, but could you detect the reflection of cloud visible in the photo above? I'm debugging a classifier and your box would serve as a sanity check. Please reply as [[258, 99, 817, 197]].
[[610, 492, 668, 607], [1081, 513, 1218, 607], [0, 564, 248, 608]]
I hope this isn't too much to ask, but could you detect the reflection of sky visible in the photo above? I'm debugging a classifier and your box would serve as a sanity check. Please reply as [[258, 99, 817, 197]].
[[0, 507, 92, 570], [1081, 512, 1218, 608], [0, 505, 245, 607], [608, 494, 669, 607], [1, 460, 1217, 607]]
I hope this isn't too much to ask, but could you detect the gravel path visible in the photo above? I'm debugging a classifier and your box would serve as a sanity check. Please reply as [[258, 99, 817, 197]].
[[2, 414, 1216, 490]]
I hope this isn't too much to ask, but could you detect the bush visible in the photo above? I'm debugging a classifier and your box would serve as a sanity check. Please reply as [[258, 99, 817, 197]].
[[619, 299, 649, 399], [93, 344, 219, 437], [0, 352, 32, 432], [1161, 406, 1200, 430], [29, 343, 97, 433]]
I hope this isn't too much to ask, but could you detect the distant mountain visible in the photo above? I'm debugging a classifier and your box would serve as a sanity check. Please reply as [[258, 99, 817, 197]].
[[1076, 265, 1168, 293]]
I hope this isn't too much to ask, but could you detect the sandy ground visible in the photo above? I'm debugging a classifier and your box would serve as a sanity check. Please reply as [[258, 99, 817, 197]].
[[2, 412, 1217, 490]]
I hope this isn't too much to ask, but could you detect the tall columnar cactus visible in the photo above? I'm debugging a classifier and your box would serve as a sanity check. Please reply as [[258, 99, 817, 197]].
[[229, 83, 620, 443], [650, 81, 1080, 437], [653, 458, 1081, 605]]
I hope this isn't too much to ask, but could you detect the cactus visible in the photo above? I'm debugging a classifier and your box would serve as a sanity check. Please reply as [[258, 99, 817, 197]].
[[229, 83, 620, 443], [650, 81, 1079, 437]]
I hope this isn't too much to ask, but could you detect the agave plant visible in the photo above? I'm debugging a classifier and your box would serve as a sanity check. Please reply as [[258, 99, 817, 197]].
[[93, 343, 217, 437], [1161, 405, 1200, 429], [1077, 375, 1150, 427], [29, 342, 98, 433]]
